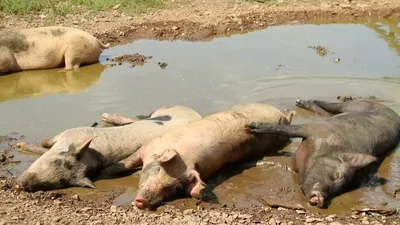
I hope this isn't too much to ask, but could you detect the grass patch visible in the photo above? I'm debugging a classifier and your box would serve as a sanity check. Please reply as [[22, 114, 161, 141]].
[[0, 0, 164, 16]]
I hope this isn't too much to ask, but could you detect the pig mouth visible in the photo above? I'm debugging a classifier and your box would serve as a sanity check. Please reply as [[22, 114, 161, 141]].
[[309, 191, 324, 208]]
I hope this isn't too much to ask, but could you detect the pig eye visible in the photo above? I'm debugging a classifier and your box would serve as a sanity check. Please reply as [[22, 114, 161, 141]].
[[332, 172, 341, 181]]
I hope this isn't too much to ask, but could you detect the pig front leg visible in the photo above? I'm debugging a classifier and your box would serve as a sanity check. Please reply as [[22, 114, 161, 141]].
[[96, 151, 143, 179], [16, 134, 59, 155], [101, 113, 136, 126], [248, 122, 308, 138], [16, 143, 49, 155]]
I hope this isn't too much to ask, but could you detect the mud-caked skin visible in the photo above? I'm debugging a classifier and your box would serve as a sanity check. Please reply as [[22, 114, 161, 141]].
[[249, 99, 400, 208], [103, 103, 296, 210], [0, 26, 110, 74], [16, 105, 202, 192]]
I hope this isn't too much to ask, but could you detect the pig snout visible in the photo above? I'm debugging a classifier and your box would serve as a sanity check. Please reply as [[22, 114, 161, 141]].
[[134, 195, 146, 209], [309, 191, 325, 208]]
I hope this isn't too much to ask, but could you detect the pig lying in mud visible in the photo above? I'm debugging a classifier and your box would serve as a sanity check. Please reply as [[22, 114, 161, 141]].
[[97, 103, 296, 209], [0, 26, 109, 74], [249, 99, 400, 208], [15, 105, 202, 192]]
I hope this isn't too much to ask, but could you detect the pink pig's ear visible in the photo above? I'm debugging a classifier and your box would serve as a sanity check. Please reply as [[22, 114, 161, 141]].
[[338, 153, 377, 169], [186, 170, 207, 199], [155, 149, 179, 165]]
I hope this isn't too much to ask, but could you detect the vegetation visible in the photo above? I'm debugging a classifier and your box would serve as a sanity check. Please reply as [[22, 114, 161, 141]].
[[0, 0, 164, 16]]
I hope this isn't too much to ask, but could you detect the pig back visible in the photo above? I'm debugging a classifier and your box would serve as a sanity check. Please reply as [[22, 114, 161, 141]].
[[231, 102, 292, 125]]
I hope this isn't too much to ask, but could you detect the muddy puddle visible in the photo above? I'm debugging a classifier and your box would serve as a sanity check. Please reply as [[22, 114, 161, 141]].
[[1, 19, 400, 215]]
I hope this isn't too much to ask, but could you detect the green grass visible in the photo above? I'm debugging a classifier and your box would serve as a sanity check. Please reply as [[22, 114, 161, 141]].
[[0, 0, 164, 16]]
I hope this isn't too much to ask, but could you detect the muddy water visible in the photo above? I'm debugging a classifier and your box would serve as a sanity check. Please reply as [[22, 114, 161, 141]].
[[1, 20, 400, 214]]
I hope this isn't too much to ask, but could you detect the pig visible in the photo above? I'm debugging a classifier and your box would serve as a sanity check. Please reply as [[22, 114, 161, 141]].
[[248, 99, 400, 208], [96, 103, 296, 209], [15, 105, 202, 192], [0, 26, 109, 74]]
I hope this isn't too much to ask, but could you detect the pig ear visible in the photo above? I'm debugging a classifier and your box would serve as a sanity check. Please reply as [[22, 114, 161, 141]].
[[338, 153, 377, 169], [76, 177, 96, 189], [185, 170, 207, 199], [154, 149, 179, 165], [68, 135, 98, 158]]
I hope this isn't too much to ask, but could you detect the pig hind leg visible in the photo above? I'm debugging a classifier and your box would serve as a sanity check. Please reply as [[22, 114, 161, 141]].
[[64, 53, 82, 70], [96, 151, 143, 179], [296, 99, 346, 116], [297, 99, 376, 115], [249, 123, 308, 138]]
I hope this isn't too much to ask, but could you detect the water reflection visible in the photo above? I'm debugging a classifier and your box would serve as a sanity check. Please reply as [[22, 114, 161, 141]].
[[0, 63, 105, 103]]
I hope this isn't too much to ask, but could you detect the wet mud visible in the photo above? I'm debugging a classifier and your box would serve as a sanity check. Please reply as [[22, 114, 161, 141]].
[[308, 45, 330, 57], [337, 95, 382, 102], [106, 54, 153, 67]]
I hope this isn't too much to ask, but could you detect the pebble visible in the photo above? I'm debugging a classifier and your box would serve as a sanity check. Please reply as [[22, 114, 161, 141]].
[[269, 218, 276, 225], [306, 218, 323, 223], [184, 209, 194, 215], [110, 205, 117, 213], [72, 194, 80, 201], [329, 222, 342, 225], [320, 2, 331, 8], [362, 217, 370, 224], [339, 3, 352, 9]]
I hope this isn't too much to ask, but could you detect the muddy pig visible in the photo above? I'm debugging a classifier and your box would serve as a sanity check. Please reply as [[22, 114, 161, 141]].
[[16, 105, 202, 192], [249, 99, 400, 208], [97, 103, 296, 209], [0, 26, 109, 74]]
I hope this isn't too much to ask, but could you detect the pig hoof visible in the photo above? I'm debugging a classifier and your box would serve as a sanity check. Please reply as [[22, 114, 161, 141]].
[[295, 99, 310, 109], [248, 122, 274, 133], [16, 142, 26, 149]]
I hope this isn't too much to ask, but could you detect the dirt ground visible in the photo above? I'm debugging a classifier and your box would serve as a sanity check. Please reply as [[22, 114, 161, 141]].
[[1, 0, 400, 46], [1, 0, 400, 224], [0, 178, 399, 225]]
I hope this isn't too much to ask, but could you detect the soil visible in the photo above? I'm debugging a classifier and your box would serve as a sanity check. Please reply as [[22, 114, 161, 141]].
[[1, 0, 399, 46], [0, 178, 399, 225], [106, 54, 153, 67]]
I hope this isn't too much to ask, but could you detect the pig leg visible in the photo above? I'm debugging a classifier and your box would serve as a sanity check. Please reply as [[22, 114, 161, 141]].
[[64, 47, 83, 70], [16, 143, 49, 155], [101, 113, 136, 126], [296, 99, 377, 115], [41, 134, 60, 148], [295, 99, 345, 116], [248, 122, 308, 138], [96, 151, 143, 179]]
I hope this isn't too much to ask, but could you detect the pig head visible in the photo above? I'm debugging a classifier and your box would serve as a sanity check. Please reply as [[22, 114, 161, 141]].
[[301, 152, 377, 207], [135, 149, 205, 209], [16, 136, 97, 192]]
